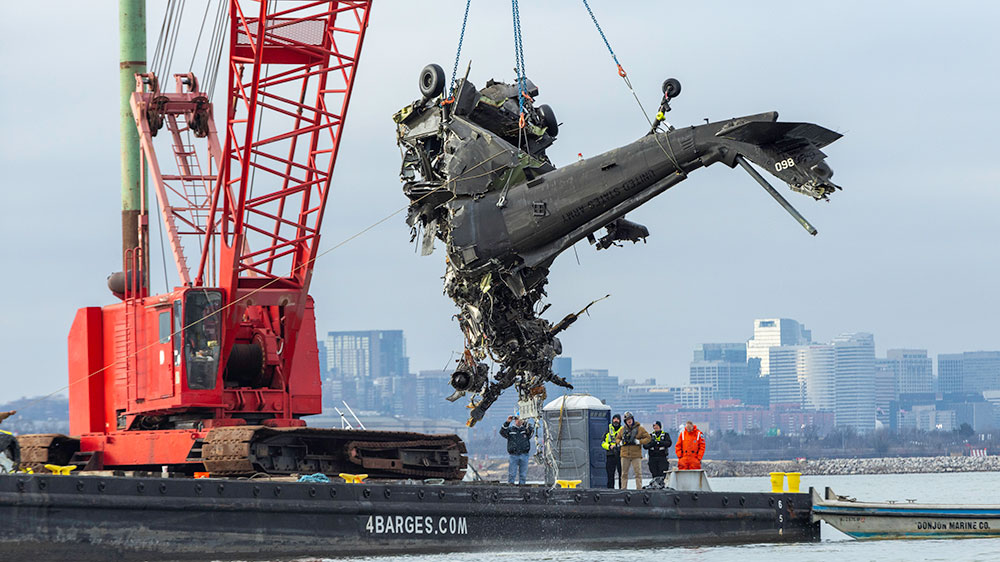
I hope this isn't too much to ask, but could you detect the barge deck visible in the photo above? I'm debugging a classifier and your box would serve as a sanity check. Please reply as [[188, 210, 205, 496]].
[[1, 473, 818, 560]]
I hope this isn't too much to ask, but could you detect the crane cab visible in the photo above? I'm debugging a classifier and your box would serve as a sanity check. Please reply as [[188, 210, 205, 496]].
[[68, 288, 226, 437]]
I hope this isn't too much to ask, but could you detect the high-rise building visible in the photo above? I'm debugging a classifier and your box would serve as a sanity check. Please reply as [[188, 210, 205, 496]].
[[743, 357, 768, 407], [570, 369, 620, 403], [963, 352, 1000, 393], [938, 354, 964, 394], [937, 352, 1000, 394], [690, 343, 748, 402], [832, 332, 876, 432], [414, 370, 464, 420], [325, 330, 409, 380], [552, 357, 572, 382], [768, 345, 835, 411], [746, 318, 812, 377], [886, 349, 933, 395], [324, 331, 410, 413], [316, 340, 329, 379], [693, 343, 747, 363], [874, 359, 896, 425]]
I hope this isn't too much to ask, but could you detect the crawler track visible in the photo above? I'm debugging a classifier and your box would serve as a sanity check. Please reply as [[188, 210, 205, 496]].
[[202, 426, 467, 479], [16, 434, 79, 472]]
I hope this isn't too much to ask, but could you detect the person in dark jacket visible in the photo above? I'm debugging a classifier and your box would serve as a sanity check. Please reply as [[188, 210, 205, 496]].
[[643, 421, 672, 480], [601, 414, 623, 488], [500, 415, 534, 484]]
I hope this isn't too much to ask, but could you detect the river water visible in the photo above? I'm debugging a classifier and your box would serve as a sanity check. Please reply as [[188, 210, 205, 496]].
[[314, 472, 1000, 562]]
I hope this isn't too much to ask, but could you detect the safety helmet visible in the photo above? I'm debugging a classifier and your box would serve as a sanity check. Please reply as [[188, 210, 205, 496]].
[[623, 411, 633, 420]]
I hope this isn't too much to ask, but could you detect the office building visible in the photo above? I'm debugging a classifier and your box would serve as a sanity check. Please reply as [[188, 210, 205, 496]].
[[768, 345, 835, 412], [325, 330, 409, 380], [690, 343, 749, 402], [938, 351, 1000, 394], [832, 332, 876, 432], [317, 340, 329, 379], [885, 349, 933, 395], [746, 318, 812, 377], [874, 359, 895, 425], [570, 369, 620, 403], [552, 357, 572, 382], [938, 354, 964, 394]]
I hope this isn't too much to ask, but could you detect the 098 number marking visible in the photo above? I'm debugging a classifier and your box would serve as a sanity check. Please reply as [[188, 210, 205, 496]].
[[774, 158, 795, 171]]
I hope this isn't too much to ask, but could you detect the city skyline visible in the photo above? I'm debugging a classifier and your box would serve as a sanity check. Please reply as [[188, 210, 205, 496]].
[[314, 320, 1000, 436], [316, 319, 994, 389]]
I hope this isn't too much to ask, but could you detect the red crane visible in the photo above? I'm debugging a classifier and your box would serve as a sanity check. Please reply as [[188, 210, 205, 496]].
[[18, 1, 465, 478]]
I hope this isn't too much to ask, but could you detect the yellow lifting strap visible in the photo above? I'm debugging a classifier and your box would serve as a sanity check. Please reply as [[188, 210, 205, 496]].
[[339, 473, 368, 484], [556, 479, 582, 489], [44, 464, 77, 476]]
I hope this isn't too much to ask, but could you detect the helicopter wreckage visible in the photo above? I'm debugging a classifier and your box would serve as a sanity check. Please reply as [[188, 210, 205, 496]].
[[394, 64, 842, 426]]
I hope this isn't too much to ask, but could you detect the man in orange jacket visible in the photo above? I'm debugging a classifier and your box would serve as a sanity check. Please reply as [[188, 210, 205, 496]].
[[675, 421, 706, 470]]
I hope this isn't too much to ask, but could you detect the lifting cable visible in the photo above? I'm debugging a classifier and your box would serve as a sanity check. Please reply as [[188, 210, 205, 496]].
[[511, 0, 529, 141], [204, 0, 229, 99], [580, 0, 685, 175], [581, 0, 652, 129], [447, 0, 473, 100], [188, 0, 214, 73]]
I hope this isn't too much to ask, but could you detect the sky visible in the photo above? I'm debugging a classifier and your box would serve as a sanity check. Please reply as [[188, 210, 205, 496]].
[[1, 1, 998, 400]]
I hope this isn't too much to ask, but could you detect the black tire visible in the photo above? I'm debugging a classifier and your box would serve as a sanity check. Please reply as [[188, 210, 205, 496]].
[[662, 78, 682, 98], [537, 104, 558, 137], [418, 64, 446, 99]]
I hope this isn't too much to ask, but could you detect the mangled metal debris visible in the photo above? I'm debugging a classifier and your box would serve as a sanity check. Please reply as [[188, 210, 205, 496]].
[[394, 64, 842, 425]]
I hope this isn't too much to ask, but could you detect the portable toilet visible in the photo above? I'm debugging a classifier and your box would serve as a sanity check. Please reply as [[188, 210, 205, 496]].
[[542, 394, 610, 488]]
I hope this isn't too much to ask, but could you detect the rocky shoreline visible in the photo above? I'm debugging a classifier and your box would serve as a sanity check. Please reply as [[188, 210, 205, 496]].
[[703, 456, 1000, 477], [471, 455, 1000, 481]]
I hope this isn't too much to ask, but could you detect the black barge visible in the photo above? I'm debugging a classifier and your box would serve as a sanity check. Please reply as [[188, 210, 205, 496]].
[[0, 473, 817, 560]]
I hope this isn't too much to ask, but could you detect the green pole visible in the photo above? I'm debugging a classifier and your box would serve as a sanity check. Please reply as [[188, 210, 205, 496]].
[[119, 0, 147, 288]]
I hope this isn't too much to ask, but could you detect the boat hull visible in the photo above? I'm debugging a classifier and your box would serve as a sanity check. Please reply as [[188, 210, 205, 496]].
[[812, 488, 1000, 540], [1, 474, 817, 560]]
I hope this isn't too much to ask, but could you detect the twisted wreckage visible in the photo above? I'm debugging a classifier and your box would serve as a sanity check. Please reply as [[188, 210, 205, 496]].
[[394, 64, 842, 425]]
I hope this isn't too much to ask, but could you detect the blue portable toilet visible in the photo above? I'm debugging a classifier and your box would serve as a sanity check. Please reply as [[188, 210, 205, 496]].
[[542, 394, 610, 488]]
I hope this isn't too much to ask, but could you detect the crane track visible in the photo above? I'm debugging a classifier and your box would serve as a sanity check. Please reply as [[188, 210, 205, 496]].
[[16, 434, 79, 472], [202, 426, 467, 479]]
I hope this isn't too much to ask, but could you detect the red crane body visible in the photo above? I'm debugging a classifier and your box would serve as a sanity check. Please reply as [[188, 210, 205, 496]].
[[66, 1, 374, 471]]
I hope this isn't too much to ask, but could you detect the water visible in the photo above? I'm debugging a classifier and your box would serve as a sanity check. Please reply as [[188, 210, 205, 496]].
[[316, 472, 1000, 562]]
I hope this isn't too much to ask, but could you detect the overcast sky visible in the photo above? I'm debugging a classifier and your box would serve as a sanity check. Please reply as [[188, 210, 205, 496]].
[[1, 1, 998, 400]]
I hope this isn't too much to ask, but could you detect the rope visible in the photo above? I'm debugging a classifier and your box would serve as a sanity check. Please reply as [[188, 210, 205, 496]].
[[448, 0, 473, 99]]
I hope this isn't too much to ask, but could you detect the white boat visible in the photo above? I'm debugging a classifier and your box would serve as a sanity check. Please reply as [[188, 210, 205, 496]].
[[812, 487, 1000, 539]]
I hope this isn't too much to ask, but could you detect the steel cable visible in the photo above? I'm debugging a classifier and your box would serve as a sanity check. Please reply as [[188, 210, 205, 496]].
[[448, 0, 473, 99]]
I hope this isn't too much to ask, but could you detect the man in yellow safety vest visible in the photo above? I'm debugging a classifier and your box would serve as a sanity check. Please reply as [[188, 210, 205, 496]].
[[600, 414, 623, 488]]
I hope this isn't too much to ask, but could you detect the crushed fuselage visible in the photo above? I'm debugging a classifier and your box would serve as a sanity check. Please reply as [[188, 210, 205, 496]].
[[394, 68, 841, 425]]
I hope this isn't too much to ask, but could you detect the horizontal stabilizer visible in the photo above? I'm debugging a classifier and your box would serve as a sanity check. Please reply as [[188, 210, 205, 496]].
[[717, 121, 841, 149]]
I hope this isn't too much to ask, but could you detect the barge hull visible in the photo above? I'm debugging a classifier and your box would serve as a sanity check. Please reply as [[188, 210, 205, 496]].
[[1, 474, 817, 560]]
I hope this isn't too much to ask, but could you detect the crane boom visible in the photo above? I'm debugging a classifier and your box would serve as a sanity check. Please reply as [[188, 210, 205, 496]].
[[40, 0, 465, 479]]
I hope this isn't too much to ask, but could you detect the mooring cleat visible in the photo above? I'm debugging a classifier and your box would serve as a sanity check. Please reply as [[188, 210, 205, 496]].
[[44, 464, 77, 476], [339, 473, 368, 484]]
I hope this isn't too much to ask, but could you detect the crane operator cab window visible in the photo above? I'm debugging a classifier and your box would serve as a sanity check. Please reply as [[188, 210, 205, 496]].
[[183, 290, 223, 390]]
